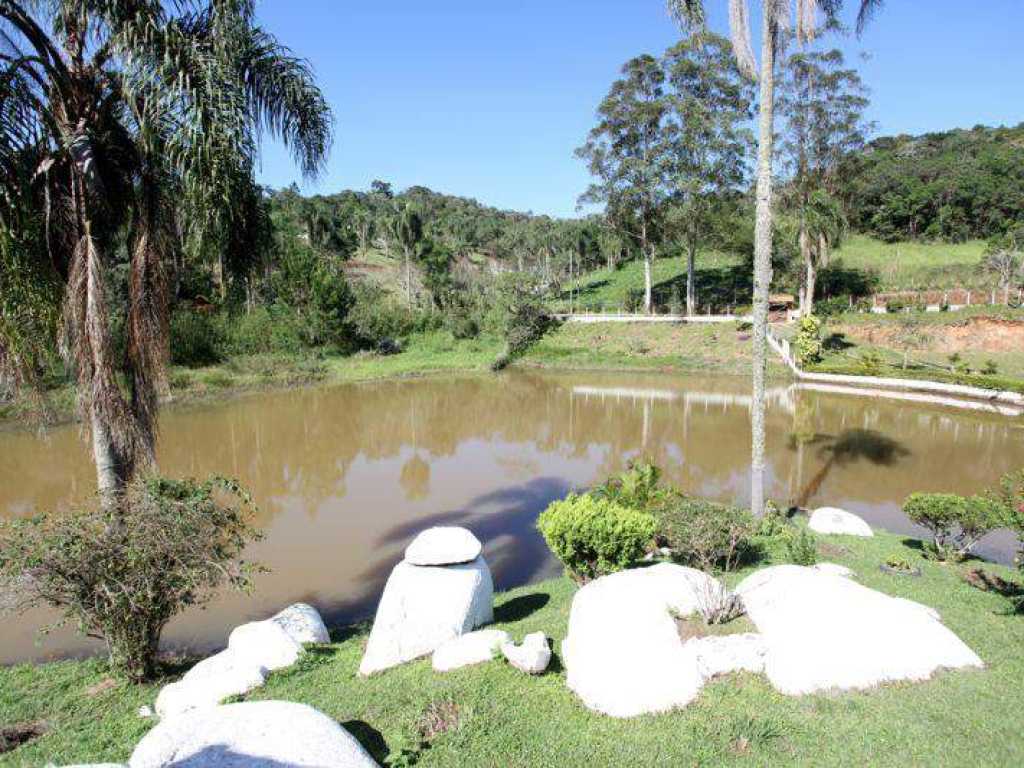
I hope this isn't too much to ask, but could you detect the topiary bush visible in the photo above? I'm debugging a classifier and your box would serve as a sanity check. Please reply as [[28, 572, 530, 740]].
[[536, 493, 656, 584], [794, 315, 824, 367], [903, 492, 1006, 562], [653, 496, 757, 573], [0, 476, 263, 682]]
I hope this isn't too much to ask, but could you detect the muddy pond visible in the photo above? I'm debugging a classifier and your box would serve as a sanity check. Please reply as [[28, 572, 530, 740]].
[[2, 370, 1022, 663]]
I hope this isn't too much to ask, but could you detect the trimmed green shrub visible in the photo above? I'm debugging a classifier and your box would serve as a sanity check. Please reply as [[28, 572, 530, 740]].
[[0, 476, 262, 681], [654, 496, 757, 573], [903, 492, 1006, 562], [536, 493, 656, 583], [794, 315, 824, 367]]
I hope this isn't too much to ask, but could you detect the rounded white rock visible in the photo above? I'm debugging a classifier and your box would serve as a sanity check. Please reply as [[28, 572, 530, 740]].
[[500, 632, 551, 674], [809, 507, 874, 537], [404, 526, 482, 566], [227, 619, 302, 672], [433, 629, 511, 672], [271, 603, 330, 645]]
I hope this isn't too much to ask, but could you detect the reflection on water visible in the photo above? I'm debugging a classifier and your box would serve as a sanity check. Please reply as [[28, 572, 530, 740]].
[[1, 370, 1022, 663]]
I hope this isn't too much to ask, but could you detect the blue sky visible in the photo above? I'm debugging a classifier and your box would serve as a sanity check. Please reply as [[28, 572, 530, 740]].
[[254, 1, 1024, 218]]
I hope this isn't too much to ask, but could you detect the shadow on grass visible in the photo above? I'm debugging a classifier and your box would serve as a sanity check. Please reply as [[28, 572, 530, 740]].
[[343, 719, 390, 764], [494, 592, 550, 623]]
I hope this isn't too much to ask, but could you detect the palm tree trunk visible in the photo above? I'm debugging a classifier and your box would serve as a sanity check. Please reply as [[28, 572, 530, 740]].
[[642, 218, 652, 314], [750, 12, 778, 518], [405, 248, 411, 305]]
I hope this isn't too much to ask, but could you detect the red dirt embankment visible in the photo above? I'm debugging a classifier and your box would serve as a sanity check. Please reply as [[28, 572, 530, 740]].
[[841, 317, 1024, 354]]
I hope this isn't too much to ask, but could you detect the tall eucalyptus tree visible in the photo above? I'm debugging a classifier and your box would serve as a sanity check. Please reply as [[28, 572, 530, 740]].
[[667, 0, 881, 515], [576, 54, 673, 314], [0, 0, 332, 504]]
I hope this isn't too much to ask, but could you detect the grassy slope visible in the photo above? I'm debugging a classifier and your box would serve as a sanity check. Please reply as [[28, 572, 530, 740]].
[[830, 235, 989, 291], [3, 529, 1022, 767]]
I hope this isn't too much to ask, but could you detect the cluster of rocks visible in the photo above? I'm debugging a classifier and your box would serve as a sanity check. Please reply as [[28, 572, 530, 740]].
[[561, 506, 983, 718], [358, 526, 550, 677]]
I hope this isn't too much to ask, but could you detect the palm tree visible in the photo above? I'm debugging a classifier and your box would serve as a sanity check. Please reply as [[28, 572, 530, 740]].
[[667, 0, 880, 515], [0, 0, 332, 505], [390, 201, 424, 304]]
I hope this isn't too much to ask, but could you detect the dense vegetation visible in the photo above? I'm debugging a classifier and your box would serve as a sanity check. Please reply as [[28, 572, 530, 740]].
[[840, 124, 1024, 242]]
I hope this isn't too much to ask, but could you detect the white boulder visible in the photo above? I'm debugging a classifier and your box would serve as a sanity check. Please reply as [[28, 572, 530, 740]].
[[404, 526, 482, 566], [433, 629, 510, 672], [270, 602, 330, 645], [814, 562, 855, 579], [359, 556, 494, 676], [155, 659, 265, 719], [501, 632, 551, 674], [129, 701, 379, 767], [227, 619, 302, 672], [561, 563, 721, 718], [809, 507, 874, 537], [736, 565, 982, 696], [691, 633, 768, 679]]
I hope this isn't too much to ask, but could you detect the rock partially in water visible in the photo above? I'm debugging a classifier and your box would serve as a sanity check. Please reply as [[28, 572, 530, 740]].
[[735, 564, 982, 696], [561, 563, 720, 718], [359, 556, 494, 676], [129, 701, 379, 767], [691, 633, 768, 679], [227, 619, 302, 672], [404, 526, 483, 566], [809, 507, 874, 537], [501, 632, 551, 674], [270, 603, 330, 645], [433, 629, 510, 672]]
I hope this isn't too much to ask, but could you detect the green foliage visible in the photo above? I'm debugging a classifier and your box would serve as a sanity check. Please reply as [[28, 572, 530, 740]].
[[785, 527, 819, 566], [491, 274, 551, 370], [592, 460, 667, 510], [653, 496, 757, 572], [814, 295, 851, 318], [169, 311, 225, 367], [841, 125, 1024, 242], [982, 359, 1000, 376], [223, 306, 306, 356], [903, 492, 1006, 562], [0, 476, 262, 682], [885, 554, 914, 572], [857, 348, 884, 376], [536, 493, 656, 583], [348, 285, 440, 350], [794, 315, 823, 367]]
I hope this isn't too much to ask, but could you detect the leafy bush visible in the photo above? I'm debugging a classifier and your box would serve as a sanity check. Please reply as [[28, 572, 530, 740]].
[[348, 284, 439, 349], [982, 359, 1000, 376], [857, 349, 884, 376], [170, 310, 225, 367], [0, 476, 263, 681], [785, 527, 818, 566], [794, 315, 824, 367], [592, 460, 667, 511], [536, 493, 656, 583], [654, 496, 757, 573], [223, 305, 306, 356], [814, 295, 851, 318], [903, 492, 1006, 562], [491, 274, 551, 370]]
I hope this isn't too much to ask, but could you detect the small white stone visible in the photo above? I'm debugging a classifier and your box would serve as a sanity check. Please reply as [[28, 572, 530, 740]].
[[227, 619, 302, 672], [814, 562, 855, 579], [155, 661, 266, 719], [137, 705, 154, 718], [501, 632, 551, 674], [404, 526, 483, 566], [271, 602, 330, 645], [433, 629, 511, 672], [809, 507, 874, 537]]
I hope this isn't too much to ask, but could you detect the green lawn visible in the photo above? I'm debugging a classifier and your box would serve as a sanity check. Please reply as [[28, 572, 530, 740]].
[[3, 529, 1022, 766], [830, 235, 989, 291]]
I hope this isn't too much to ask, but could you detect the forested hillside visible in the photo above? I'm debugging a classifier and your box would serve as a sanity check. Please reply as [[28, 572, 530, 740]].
[[840, 124, 1024, 242]]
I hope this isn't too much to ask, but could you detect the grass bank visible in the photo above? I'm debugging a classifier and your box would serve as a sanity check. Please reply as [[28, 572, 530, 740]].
[[2, 529, 1022, 766]]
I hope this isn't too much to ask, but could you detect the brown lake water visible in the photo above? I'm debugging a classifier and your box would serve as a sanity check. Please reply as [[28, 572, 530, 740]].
[[2, 370, 1022, 664]]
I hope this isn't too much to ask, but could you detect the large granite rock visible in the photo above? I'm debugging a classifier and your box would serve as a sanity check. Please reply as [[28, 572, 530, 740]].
[[561, 563, 721, 718], [359, 555, 493, 676], [433, 629, 510, 672], [735, 564, 982, 695], [270, 603, 330, 645], [808, 507, 874, 537], [404, 526, 482, 566], [130, 701, 378, 767]]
